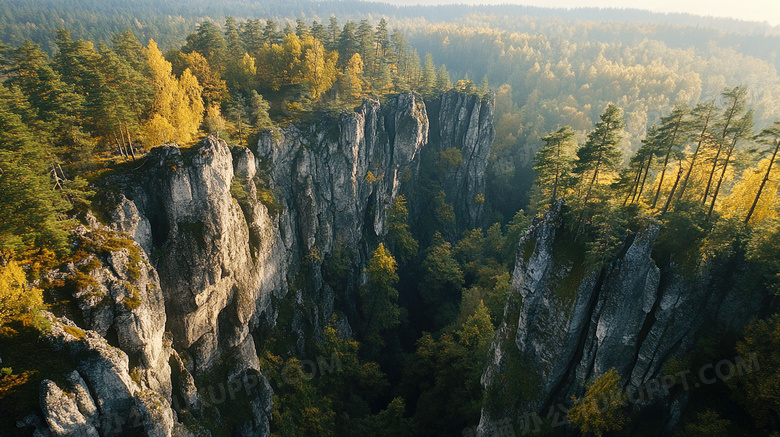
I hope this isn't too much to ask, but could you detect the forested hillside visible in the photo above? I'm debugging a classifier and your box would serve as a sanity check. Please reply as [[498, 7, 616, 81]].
[[0, 3, 779, 437]]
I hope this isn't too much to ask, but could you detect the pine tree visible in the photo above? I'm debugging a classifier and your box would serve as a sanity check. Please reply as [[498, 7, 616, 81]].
[[327, 16, 339, 51], [620, 126, 658, 206], [420, 232, 464, 308], [385, 195, 419, 262], [263, 19, 280, 45], [111, 30, 148, 74], [535, 125, 576, 207], [357, 20, 375, 76], [183, 20, 227, 68], [240, 19, 264, 54], [9, 39, 94, 165], [224, 16, 244, 55], [311, 21, 329, 45], [295, 19, 310, 39], [0, 86, 71, 263], [337, 21, 359, 69], [703, 86, 748, 205], [435, 64, 451, 92], [707, 109, 754, 220], [374, 19, 390, 60], [421, 53, 436, 95], [676, 100, 717, 203], [573, 104, 624, 227], [650, 104, 689, 209], [360, 244, 400, 345], [226, 95, 250, 146], [478, 75, 489, 96], [250, 90, 274, 132]]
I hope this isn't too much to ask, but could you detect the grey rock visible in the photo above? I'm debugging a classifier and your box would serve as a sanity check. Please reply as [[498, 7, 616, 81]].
[[135, 390, 176, 437], [39, 379, 99, 437], [64, 371, 98, 423], [478, 202, 768, 434], [64, 91, 494, 436], [112, 195, 153, 256], [434, 90, 495, 229]]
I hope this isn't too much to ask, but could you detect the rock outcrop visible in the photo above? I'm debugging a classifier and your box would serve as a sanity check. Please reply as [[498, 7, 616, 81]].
[[428, 90, 495, 230], [477, 203, 768, 435], [26, 91, 495, 437]]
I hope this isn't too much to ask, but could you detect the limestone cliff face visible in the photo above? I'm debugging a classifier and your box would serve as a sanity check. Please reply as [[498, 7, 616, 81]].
[[125, 138, 285, 373], [29, 91, 495, 437], [477, 203, 768, 435], [428, 90, 495, 230], [253, 94, 430, 339]]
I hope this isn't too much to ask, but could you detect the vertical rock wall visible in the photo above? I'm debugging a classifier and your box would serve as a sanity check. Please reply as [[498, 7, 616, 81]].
[[29, 91, 495, 437], [477, 203, 769, 435]]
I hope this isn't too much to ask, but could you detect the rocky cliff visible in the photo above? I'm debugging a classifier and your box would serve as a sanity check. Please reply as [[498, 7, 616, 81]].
[[20, 91, 495, 437], [477, 202, 770, 435]]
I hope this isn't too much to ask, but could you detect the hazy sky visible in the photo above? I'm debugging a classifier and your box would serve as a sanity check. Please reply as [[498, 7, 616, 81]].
[[376, 0, 780, 26]]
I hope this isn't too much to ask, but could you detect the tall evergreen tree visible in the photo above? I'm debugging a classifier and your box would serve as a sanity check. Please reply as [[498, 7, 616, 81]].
[[421, 53, 436, 95], [707, 109, 754, 219], [676, 100, 717, 203], [263, 19, 280, 45], [311, 21, 329, 45], [573, 104, 624, 233], [356, 20, 375, 76], [703, 86, 749, 205], [435, 64, 451, 92], [224, 16, 244, 55], [650, 104, 689, 209], [327, 16, 339, 51], [183, 21, 227, 68], [0, 86, 71, 263], [535, 125, 576, 207], [337, 21, 359, 69], [295, 19, 310, 39], [240, 19, 264, 54], [620, 126, 658, 206], [374, 19, 390, 60], [111, 30, 147, 74], [360, 243, 400, 347]]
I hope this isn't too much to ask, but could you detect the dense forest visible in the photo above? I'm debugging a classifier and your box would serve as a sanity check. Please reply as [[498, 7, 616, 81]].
[[1, 2, 780, 437]]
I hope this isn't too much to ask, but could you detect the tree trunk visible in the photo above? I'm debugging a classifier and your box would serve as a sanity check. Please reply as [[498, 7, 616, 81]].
[[623, 165, 642, 206], [702, 141, 725, 205], [661, 159, 685, 214], [237, 112, 244, 147], [745, 140, 780, 225], [634, 153, 653, 203], [677, 110, 713, 203], [576, 154, 602, 238], [704, 96, 741, 204], [551, 139, 561, 205], [113, 132, 126, 158], [652, 122, 682, 209], [123, 123, 136, 161], [707, 136, 739, 220]]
